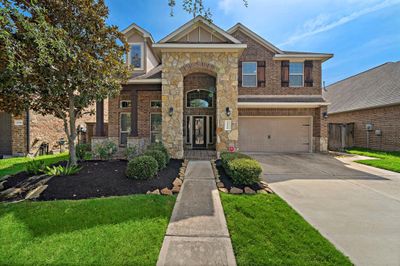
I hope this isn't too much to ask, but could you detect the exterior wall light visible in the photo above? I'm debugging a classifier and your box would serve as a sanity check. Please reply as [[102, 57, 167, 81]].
[[323, 111, 328, 119], [225, 107, 231, 117], [168, 107, 174, 117]]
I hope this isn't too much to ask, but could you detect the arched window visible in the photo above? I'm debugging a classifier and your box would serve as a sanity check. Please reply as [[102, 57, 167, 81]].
[[186, 90, 214, 108]]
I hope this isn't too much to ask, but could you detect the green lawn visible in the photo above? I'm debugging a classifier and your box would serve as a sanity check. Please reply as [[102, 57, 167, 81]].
[[0, 152, 69, 179], [221, 193, 351, 266], [0, 195, 175, 266], [346, 147, 400, 173]]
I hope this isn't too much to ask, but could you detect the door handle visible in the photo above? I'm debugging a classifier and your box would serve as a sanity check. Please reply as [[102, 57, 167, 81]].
[[267, 135, 271, 139]]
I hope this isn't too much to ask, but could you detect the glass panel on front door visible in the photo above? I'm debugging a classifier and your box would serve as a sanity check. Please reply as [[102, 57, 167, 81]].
[[150, 113, 162, 143], [193, 117, 206, 148]]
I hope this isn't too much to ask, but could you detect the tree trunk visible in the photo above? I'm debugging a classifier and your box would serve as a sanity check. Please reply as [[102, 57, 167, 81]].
[[67, 96, 77, 166]]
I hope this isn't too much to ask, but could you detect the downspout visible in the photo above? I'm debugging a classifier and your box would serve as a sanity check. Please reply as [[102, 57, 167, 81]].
[[26, 109, 30, 155]]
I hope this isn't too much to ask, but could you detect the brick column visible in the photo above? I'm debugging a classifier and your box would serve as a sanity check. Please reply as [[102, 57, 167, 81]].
[[95, 100, 104, 136]]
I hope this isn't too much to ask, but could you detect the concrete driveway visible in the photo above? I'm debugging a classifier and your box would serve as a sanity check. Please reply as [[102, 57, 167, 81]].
[[252, 153, 400, 266]]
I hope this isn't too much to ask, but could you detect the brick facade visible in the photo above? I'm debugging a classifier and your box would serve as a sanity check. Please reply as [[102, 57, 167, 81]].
[[328, 105, 400, 151], [11, 113, 27, 155], [231, 30, 322, 96]]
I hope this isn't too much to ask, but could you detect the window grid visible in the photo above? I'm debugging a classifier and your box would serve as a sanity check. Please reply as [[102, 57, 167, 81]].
[[242, 62, 257, 87], [289, 62, 304, 87]]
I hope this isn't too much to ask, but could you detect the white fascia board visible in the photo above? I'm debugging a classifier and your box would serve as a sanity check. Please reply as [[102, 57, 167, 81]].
[[238, 102, 330, 108], [274, 54, 333, 62], [153, 43, 247, 49], [158, 16, 242, 44], [126, 79, 162, 84], [122, 22, 155, 43], [227, 23, 283, 54]]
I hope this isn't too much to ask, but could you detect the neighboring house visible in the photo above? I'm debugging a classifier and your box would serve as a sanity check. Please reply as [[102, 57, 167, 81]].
[[0, 106, 103, 157], [90, 16, 333, 158], [324, 62, 400, 151]]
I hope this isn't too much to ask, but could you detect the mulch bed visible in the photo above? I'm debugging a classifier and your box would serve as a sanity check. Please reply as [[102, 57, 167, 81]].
[[1, 159, 182, 202], [215, 159, 263, 191]]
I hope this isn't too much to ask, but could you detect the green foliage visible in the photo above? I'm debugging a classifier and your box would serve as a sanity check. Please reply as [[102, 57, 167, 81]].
[[220, 152, 251, 171], [147, 143, 170, 162], [144, 150, 167, 170], [83, 152, 93, 161], [0, 153, 69, 179], [346, 147, 400, 173], [25, 160, 46, 175], [221, 193, 352, 265], [0, 195, 175, 265], [125, 146, 138, 161], [93, 140, 117, 160], [44, 165, 81, 176], [227, 158, 262, 185], [0, 0, 129, 166], [76, 144, 91, 160], [126, 156, 158, 180]]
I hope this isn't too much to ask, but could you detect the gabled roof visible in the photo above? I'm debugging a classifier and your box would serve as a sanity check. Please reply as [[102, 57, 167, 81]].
[[158, 15, 241, 44], [122, 22, 155, 43], [227, 23, 282, 54], [323, 62, 400, 114]]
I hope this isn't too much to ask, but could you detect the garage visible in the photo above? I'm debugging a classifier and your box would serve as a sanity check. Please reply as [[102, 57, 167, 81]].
[[238, 116, 312, 153]]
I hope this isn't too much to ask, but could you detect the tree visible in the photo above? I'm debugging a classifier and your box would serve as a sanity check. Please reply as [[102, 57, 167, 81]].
[[168, 0, 248, 21], [0, 0, 129, 165]]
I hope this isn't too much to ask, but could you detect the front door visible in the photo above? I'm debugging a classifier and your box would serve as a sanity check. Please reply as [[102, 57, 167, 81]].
[[192, 116, 206, 149]]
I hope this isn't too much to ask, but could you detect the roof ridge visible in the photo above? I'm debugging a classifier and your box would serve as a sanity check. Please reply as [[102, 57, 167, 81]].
[[327, 62, 394, 88]]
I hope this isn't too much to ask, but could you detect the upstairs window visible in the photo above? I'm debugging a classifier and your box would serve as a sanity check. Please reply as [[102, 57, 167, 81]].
[[130, 43, 144, 70], [120, 100, 131, 108], [242, 62, 257, 87], [150, 100, 162, 108], [186, 90, 214, 108], [289, 62, 304, 87]]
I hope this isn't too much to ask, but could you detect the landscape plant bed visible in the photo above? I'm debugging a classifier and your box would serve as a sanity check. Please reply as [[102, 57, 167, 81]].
[[214, 160, 273, 194], [1, 159, 182, 202]]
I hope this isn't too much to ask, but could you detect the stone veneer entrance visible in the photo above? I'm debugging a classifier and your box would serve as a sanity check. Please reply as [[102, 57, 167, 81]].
[[161, 52, 240, 159]]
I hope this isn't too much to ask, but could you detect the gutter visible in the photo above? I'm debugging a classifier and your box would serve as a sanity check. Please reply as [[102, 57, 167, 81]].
[[125, 79, 162, 84], [238, 102, 330, 108]]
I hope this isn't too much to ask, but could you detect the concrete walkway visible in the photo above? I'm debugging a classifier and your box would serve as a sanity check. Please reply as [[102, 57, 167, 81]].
[[157, 161, 236, 266]]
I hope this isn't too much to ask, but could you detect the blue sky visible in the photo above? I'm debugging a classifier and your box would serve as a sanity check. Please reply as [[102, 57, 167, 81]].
[[105, 0, 400, 85]]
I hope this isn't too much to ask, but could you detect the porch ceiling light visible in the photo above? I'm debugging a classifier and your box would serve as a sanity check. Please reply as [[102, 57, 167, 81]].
[[169, 107, 174, 117], [225, 107, 232, 117]]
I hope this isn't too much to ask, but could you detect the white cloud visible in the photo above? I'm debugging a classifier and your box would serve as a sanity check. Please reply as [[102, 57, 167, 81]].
[[279, 0, 400, 46]]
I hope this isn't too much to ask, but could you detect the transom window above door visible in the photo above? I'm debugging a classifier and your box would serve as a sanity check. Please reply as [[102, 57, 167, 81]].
[[186, 90, 214, 108], [242, 62, 257, 87]]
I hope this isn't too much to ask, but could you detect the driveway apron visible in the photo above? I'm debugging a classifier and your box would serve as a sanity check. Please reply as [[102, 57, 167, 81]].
[[157, 161, 236, 266]]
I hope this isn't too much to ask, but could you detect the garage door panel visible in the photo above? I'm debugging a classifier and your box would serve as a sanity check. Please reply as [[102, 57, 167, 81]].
[[238, 117, 311, 153]]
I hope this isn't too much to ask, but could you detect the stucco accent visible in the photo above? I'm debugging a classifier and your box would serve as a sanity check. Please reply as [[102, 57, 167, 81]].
[[161, 52, 239, 158]]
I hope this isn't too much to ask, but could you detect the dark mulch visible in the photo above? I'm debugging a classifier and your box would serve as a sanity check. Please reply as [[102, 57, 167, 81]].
[[215, 159, 263, 191], [38, 159, 182, 201]]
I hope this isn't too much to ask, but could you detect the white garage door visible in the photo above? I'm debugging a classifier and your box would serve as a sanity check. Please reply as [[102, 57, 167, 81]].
[[238, 117, 311, 153]]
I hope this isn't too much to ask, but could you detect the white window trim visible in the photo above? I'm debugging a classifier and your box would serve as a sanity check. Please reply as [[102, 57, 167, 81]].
[[289, 62, 304, 88], [119, 112, 131, 146], [150, 113, 162, 144], [242, 62, 257, 88], [150, 100, 162, 108], [120, 100, 131, 108], [128, 42, 144, 71]]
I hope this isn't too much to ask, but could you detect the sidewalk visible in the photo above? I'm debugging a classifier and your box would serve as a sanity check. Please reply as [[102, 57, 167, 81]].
[[157, 161, 236, 266]]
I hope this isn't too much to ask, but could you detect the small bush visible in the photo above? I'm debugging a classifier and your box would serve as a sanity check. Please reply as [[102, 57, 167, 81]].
[[228, 158, 262, 186], [220, 152, 251, 170], [126, 155, 158, 180], [125, 146, 137, 161], [147, 143, 170, 162], [76, 144, 91, 160], [144, 150, 166, 170], [83, 152, 93, 161], [93, 140, 117, 160], [26, 160, 46, 175], [44, 165, 81, 176]]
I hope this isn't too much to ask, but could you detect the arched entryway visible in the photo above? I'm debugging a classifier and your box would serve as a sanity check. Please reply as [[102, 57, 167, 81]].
[[183, 73, 216, 150]]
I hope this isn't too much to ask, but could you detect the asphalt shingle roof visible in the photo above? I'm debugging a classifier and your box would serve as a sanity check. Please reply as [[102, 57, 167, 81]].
[[323, 62, 400, 114]]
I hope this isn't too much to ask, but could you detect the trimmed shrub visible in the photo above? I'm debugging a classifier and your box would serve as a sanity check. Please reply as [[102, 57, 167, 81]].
[[227, 158, 262, 186], [93, 140, 117, 160], [126, 155, 158, 180], [144, 149, 167, 170], [147, 143, 170, 162], [220, 152, 251, 170], [76, 143, 91, 160]]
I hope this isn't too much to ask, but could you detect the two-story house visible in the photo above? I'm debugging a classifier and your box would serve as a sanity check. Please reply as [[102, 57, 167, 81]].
[[92, 16, 333, 159]]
